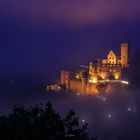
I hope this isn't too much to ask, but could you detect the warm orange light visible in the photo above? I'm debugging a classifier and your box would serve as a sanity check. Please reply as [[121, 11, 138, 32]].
[[114, 75, 119, 80], [89, 77, 98, 83], [102, 75, 105, 79], [121, 80, 129, 85], [114, 73, 120, 80], [101, 74, 106, 79]]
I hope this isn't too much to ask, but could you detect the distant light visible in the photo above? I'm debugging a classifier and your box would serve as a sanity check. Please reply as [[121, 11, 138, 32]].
[[108, 114, 112, 118], [77, 92, 80, 96], [82, 119, 85, 123], [58, 86, 61, 90], [103, 97, 106, 101], [128, 107, 131, 111], [121, 80, 129, 85]]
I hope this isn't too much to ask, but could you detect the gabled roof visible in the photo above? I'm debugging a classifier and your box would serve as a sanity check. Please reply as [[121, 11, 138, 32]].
[[107, 50, 117, 57]]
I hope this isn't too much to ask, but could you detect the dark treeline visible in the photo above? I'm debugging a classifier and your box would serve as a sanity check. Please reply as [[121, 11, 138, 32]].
[[127, 49, 140, 88], [0, 102, 98, 140]]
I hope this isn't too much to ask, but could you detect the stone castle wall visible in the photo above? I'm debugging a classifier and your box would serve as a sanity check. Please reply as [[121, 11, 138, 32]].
[[60, 70, 123, 95]]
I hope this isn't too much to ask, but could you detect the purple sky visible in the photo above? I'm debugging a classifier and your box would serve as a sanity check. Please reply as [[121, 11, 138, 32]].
[[0, 0, 140, 83], [1, 0, 140, 25], [0, 2, 140, 139]]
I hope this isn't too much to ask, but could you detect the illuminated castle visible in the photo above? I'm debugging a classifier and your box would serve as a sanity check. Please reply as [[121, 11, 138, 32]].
[[48, 42, 129, 95], [88, 42, 129, 83]]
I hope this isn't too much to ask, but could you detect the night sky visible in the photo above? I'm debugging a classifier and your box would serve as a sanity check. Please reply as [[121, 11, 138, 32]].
[[0, 0, 140, 83], [1, 1, 140, 139]]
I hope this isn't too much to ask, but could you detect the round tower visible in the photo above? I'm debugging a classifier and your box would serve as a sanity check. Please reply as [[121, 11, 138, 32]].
[[121, 42, 129, 67]]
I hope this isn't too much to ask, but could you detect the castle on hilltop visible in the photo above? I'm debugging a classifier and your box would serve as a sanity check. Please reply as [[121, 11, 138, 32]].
[[88, 42, 129, 83], [47, 42, 129, 95]]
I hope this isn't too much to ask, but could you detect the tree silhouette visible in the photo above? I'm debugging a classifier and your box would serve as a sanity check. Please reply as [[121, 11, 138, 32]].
[[127, 49, 140, 88], [64, 110, 88, 140], [0, 102, 98, 140]]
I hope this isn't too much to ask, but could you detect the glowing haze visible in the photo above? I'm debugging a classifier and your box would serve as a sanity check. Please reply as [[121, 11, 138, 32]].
[[0, 0, 140, 25]]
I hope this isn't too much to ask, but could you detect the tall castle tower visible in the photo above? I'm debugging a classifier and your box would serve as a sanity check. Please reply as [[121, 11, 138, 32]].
[[121, 42, 129, 67]]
